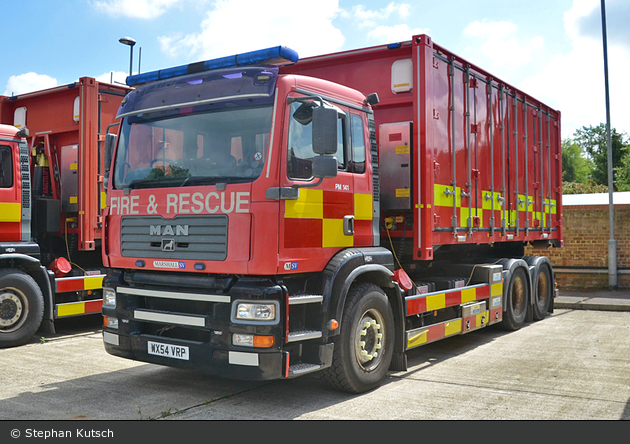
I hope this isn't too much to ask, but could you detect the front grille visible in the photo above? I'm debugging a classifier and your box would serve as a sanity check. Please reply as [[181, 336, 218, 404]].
[[121, 215, 228, 261]]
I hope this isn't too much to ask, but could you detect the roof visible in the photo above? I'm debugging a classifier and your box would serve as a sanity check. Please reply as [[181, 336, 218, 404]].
[[562, 191, 630, 206]]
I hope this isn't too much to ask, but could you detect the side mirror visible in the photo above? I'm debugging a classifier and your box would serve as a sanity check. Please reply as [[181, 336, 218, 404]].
[[312, 155, 338, 180], [311, 106, 338, 155], [104, 133, 117, 172]]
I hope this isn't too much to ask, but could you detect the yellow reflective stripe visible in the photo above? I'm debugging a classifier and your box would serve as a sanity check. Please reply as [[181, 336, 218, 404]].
[[285, 188, 323, 219], [444, 320, 461, 336], [461, 287, 477, 303], [491, 283, 503, 297], [57, 302, 85, 317], [354, 193, 373, 220], [482, 190, 503, 211], [0, 202, 21, 222], [434, 184, 460, 207], [426, 293, 446, 311], [322, 218, 353, 248], [476, 311, 489, 327], [407, 329, 428, 348], [84, 275, 104, 290]]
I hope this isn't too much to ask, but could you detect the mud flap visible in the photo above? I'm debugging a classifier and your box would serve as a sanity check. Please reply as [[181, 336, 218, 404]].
[[389, 352, 407, 372]]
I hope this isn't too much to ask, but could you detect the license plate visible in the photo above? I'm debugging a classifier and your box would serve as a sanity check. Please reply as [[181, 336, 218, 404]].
[[147, 341, 189, 361]]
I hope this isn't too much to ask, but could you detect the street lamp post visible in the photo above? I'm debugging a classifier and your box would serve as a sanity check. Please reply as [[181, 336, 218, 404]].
[[119, 36, 137, 77], [600, 0, 617, 290]]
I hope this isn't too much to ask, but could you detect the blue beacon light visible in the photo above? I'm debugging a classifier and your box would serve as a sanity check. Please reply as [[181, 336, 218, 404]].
[[126, 46, 299, 87]]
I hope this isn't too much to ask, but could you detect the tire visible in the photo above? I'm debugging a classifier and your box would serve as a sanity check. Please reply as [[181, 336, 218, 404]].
[[0, 270, 45, 348], [532, 263, 552, 321], [322, 283, 394, 393], [501, 267, 529, 331]]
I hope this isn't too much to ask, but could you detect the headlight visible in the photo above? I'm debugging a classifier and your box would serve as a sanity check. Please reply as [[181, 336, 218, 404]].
[[103, 288, 116, 307], [231, 301, 278, 324]]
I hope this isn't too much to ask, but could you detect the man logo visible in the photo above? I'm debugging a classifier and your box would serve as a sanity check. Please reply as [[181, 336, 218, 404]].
[[161, 239, 175, 252], [150, 225, 189, 236]]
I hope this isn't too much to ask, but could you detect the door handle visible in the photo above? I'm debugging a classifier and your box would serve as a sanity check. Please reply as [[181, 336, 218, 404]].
[[343, 215, 354, 236]]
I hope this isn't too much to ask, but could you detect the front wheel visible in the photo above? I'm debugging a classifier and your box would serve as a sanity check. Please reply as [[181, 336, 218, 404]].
[[322, 283, 394, 393], [0, 270, 44, 348]]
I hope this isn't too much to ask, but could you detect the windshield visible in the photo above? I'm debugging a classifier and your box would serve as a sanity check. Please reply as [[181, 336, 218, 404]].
[[113, 105, 273, 189]]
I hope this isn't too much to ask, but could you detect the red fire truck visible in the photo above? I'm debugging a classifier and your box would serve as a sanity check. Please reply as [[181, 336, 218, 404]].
[[0, 78, 130, 347], [101, 35, 561, 393]]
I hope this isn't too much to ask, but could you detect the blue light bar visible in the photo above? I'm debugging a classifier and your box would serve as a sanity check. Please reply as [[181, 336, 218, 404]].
[[126, 46, 299, 87]]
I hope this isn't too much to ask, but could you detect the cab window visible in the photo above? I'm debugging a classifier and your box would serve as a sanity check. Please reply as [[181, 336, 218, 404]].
[[0, 146, 12, 188], [350, 114, 366, 174], [287, 101, 346, 180]]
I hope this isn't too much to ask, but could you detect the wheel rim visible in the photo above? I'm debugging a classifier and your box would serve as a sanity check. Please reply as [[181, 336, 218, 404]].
[[512, 276, 526, 315], [0, 288, 28, 333], [354, 308, 386, 372]]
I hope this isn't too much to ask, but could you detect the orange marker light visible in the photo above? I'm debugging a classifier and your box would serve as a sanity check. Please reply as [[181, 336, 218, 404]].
[[254, 335, 275, 348]]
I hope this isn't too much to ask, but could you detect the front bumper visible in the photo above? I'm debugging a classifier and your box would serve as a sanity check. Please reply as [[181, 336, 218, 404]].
[[102, 270, 290, 380]]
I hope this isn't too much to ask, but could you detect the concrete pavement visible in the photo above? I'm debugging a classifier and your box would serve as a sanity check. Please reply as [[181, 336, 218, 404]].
[[555, 288, 630, 312]]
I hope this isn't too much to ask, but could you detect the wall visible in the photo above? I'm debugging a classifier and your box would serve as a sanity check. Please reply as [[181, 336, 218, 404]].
[[525, 201, 630, 290]]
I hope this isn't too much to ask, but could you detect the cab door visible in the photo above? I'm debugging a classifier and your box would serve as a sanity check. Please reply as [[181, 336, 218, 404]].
[[0, 142, 21, 241], [278, 95, 360, 273]]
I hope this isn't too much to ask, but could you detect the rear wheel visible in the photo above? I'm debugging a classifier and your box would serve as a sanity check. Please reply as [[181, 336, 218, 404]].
[[0, 270, 44, 348], [501, 267, 528, 331], [533, 263, 552, 320], [322, 283, 394, 393]]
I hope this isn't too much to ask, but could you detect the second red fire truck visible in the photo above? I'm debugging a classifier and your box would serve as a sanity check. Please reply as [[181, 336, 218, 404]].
[[0, 78, 130, 347]]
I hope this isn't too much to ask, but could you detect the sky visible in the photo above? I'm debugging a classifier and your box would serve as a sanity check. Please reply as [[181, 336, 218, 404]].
[[2, 0, 629, 140]]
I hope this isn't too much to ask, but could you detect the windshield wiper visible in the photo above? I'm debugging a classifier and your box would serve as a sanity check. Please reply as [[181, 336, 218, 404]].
[[122, 175, 250, 194], [123, 175, 191, 194]]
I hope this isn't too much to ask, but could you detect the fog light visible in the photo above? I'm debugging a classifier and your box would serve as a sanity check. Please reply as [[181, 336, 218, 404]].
[[104, 316, 118, 329], [232, 334, 275, 348], [233, 334, 254, 347]]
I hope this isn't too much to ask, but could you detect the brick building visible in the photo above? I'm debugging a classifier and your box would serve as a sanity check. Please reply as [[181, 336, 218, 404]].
[[525, 192, 630, 290]]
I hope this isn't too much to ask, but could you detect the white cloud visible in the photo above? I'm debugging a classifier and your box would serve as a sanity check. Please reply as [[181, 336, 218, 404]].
[[95, 71, 129, 86], [464, 20, 544, 69], [519, 0, 630, 139], [342, 2, 412, 28], [158, 0, 344, 60], [367, 24, 428, 44], [3, 73, 57, 96], [94, 0, 182, 19]]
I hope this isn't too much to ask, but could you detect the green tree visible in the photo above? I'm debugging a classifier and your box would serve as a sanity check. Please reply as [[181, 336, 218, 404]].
[[615, 150, 630, 191], [573, 123, 629, 188], [562, 180, 608, 195], [561, 138, 592, 183]]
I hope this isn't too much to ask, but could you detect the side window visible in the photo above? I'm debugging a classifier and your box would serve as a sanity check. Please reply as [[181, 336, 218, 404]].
[[350, 114, 366, 174], [0, 146, 13, 188], [287, 101, 347, 180]]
